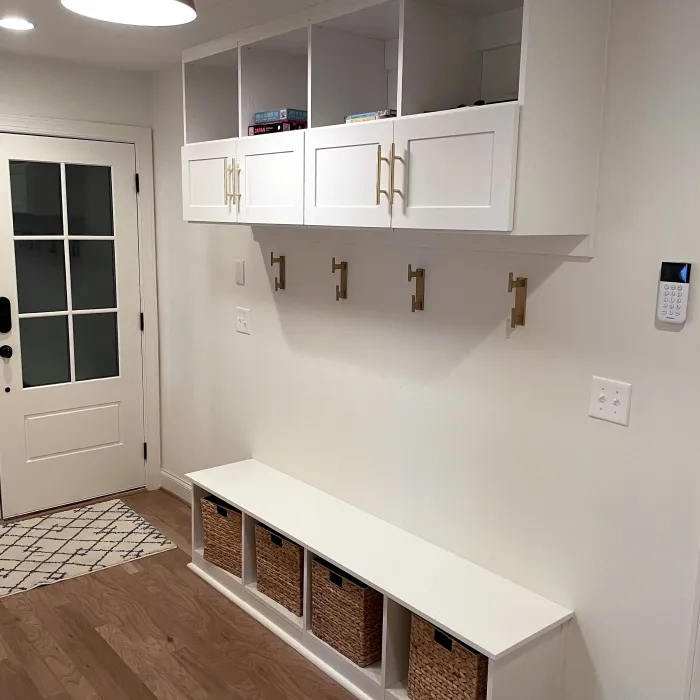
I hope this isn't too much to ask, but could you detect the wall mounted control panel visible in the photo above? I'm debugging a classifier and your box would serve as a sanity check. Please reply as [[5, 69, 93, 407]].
[[657, 262, 691, 324]]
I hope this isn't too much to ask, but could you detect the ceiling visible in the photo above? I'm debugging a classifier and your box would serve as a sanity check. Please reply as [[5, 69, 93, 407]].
[[0, 0, 325, 70], [0, 0, 523, 71]]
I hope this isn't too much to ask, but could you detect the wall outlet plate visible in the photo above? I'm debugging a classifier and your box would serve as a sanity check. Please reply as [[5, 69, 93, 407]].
[[589, 376, 632, 426], [236, 307, 251, 335]]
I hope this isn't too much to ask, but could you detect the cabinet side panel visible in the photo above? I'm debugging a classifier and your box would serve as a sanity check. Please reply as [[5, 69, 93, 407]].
[[513, 0, 611, 236], [487, 626, 564, 700]]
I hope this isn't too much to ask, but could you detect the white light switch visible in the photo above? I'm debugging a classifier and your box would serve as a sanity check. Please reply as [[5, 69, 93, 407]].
[[589, 376, 632, 426], [236, 307, 251, 335], [235, 260, 246, 286]]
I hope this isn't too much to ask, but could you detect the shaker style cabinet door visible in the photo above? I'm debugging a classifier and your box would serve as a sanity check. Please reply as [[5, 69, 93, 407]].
[[304, 120, 394, 229], [237, 130, 305, 225], [391, 103, 520, 232], [182, 139, 238, 223]]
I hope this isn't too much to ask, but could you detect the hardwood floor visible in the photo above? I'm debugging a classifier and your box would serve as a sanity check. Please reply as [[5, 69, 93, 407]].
[[0, 489, 355, 700]]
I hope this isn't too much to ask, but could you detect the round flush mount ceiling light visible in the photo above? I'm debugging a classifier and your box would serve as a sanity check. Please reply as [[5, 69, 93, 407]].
[[61, 0, 196, 27], [0, 16, 35, 30]]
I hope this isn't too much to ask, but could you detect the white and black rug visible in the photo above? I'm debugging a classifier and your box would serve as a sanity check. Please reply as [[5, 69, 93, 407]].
[[0, 499, 176, 598]]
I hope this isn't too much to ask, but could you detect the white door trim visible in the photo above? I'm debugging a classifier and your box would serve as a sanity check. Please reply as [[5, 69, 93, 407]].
[[0, 113, 161, 497]]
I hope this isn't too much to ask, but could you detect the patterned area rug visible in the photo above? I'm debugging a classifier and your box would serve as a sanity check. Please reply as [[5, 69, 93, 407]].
[[0, 499, 176, 598]]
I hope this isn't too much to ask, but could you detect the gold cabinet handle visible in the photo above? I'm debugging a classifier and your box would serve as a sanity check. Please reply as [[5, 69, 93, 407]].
[[376, 145, 390, 205], [224, 158, 230, 204], [235, 162, 242, 207], [224, 158, 235, 205], [390, 143, 405, 205]]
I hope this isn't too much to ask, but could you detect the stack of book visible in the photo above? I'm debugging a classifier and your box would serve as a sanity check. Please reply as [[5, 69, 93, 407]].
[[249, 108, 308, 135], [345, 109, 397, 124]]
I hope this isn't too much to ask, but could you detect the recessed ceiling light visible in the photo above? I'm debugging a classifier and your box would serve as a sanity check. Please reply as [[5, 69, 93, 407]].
[[60, 0, 196, 27], [0, 16, 35, 31]]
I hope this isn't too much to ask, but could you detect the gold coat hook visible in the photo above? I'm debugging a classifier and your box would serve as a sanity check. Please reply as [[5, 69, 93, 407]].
[[332, 258, 348, 301], [270, 252, 286, 291], [508, 272, 528, 328], [408, 265, 425, 312]]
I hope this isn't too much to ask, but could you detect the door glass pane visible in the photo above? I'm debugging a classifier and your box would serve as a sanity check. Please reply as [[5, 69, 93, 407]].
[[15, 240, 67, 314], [69, 240, 116, 310], [74, 313, 119, 381], [20, 316, 70, 388], [10, 161, 63, 236], [66, 165, 114, 236]]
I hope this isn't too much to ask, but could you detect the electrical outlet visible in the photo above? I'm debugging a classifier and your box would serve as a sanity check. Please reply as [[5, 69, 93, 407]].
[[588, 376, 632, 426], [235, 260, 246, 286], [236, 307, 251, 335]]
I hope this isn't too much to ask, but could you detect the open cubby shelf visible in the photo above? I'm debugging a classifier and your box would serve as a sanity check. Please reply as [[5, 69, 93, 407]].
[[189, 459, 573, 700], [183, 0, 524, 144]]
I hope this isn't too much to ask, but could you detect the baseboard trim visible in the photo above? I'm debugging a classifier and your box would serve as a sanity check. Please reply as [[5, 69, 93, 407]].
[[160, 470, 192, 503]]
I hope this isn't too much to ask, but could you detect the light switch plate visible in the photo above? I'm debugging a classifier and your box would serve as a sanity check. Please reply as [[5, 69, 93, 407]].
[[589, 376, 632, 426], [235, 260, 246, 286], [236, 307, 251, 335]]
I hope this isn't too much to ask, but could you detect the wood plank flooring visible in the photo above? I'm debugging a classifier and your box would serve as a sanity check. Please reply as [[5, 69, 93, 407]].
[[0, 489, 355, 700]]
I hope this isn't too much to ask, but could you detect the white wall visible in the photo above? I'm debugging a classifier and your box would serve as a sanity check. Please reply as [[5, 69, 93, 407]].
[[0, 51, 152, 126], [153, 1, 700, 699]]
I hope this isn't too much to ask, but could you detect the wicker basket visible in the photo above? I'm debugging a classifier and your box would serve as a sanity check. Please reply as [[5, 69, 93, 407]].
[[311, 558, 383, 668], [201, 496, 242, 578], [407, 615, 488, 700], [255, 523, 304, 616]]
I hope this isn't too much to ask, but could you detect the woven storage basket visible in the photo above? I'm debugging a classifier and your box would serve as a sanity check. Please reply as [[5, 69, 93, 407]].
[[311, 558, 383, 668], [407, 615, 488, 700], [255, 523, 304, 616], [201, 496, 242, 578]]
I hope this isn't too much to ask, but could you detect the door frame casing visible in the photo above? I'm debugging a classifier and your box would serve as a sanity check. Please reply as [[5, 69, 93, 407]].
[[0, 113, 161, 500]]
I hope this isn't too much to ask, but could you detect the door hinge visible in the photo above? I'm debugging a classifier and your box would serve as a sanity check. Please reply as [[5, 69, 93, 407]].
[[143, 442, 148, 461], [135, 173, 140, 194], [140, 312, 144, 331]]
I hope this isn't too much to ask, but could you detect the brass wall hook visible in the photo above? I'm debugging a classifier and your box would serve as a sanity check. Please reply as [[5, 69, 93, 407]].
[[508, 272, 528, 328], [408, 265, 425, 312], [270, 252, 286, 291], [332, 258, 348, 301]]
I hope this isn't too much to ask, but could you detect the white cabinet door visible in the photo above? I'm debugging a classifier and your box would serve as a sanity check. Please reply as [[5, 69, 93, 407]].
[[305, 121, 394, 228], [237, 131, 305, 225], [181, 139, 237, 223], [391, 103, 520, 231]]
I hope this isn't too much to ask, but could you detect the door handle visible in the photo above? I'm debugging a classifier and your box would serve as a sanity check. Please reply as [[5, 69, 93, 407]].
[[0, 297, 11, 333], [0, 346, 13, 359]]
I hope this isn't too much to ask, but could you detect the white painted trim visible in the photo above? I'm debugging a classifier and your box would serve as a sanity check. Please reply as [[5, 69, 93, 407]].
[[161, 470, 192, 502], [187, 562, 375, 700], [0, 113, 162, 493]]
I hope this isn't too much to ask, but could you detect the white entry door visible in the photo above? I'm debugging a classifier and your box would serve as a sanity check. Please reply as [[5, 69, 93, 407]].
[[237, 130, 304, 225], [0, 134, 145, 518], [304, 120, 394, 228]]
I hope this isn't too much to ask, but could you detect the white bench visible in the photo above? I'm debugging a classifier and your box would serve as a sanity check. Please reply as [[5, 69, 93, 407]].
[[188, 459, 573, 700]]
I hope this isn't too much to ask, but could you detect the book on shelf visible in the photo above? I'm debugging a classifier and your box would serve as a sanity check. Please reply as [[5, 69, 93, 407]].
[[248, 120, 307, 136], [254, 108, 308, 124], [345, 109, 397, 123]]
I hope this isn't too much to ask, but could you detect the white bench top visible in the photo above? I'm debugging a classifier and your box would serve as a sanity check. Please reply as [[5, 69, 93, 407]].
[[187, 459, 573, 660]]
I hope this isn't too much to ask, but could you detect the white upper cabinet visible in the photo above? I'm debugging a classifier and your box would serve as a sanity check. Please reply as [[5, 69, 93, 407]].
[[182, 139, 237, 223], [305, 121, 394, 228], [181, 0, 611, 236], [237, 131, 305, 225], [392, 104, 520, 231]]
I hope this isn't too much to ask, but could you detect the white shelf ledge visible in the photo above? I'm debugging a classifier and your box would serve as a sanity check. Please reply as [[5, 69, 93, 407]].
[[187, 459, 573, 660]]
